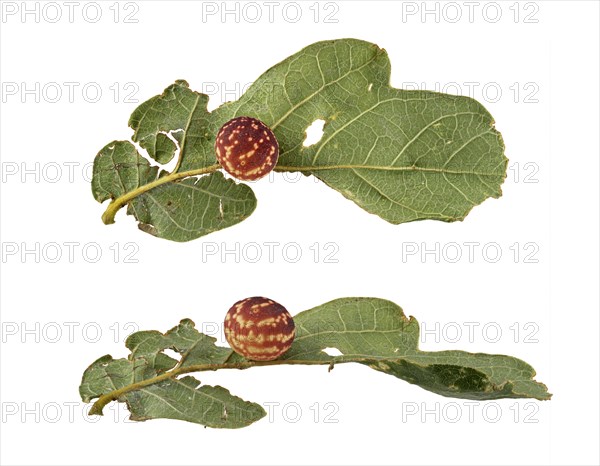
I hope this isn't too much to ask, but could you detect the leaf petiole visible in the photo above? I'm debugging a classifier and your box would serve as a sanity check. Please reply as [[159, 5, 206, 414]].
[[101, 164, 221, 225]]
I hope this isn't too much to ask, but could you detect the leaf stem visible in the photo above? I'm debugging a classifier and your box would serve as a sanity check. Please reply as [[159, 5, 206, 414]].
[[101, 164, 221, 225], [102, 162, 490, 226], [273, 164, 502, 175], [89, 357, 369, 416]]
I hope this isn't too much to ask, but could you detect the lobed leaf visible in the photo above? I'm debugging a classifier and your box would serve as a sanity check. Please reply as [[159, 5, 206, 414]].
[[80, 320, 265, 428], [92, 39, 508, 241], [92, 141, 256, 242], [80, 298, 550, 429]]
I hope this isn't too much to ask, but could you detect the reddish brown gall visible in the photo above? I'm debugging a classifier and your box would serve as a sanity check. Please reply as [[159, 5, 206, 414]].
[[224, 297, 295, 361], [214, 116, 279, 181]]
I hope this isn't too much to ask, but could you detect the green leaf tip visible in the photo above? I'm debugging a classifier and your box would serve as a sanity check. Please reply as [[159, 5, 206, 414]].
[[79, 297, 549, 429], [91, 38, 508, 241]]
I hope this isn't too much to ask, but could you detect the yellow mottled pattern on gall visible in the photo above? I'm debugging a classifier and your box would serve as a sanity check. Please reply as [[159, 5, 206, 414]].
[[224, 297, 295, 361], [214, 117, 279, 181]]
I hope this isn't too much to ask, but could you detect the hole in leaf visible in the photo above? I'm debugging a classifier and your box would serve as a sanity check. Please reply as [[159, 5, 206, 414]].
[[163, 348, 180, 360], [302, 119, 325, 147], [322, 347, 343, 357], [158, 129, 183, 172], [367, 83, 373, 92]]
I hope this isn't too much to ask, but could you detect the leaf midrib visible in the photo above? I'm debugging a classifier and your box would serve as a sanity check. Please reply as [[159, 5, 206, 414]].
[[275, 163, 503, 177]]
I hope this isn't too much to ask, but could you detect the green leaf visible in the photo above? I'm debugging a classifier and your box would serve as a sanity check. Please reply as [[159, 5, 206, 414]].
[[126, 318, 232, 369], [287, 298, 550, 400], [80, 355, 136, 403], [93, 82, 256, 242], [92, 139, 257, 242], [80, 298, 550, 429], [80, 320, 265, 428], [129, 172, 257, 242], [92, 39, 507, 241], [91, 141, 159, 203], [128, 79, 217, 170], [125, 378, 265, 427], [215, 39, 507, 223]]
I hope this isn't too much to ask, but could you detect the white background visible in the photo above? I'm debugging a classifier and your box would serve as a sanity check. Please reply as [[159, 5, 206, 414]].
[[0, 1, 598, 465]]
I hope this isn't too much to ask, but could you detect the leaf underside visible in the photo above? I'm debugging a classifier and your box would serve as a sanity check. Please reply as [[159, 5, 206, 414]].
[[92, 39, 508, 241], [80, 298, 550, 428]]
